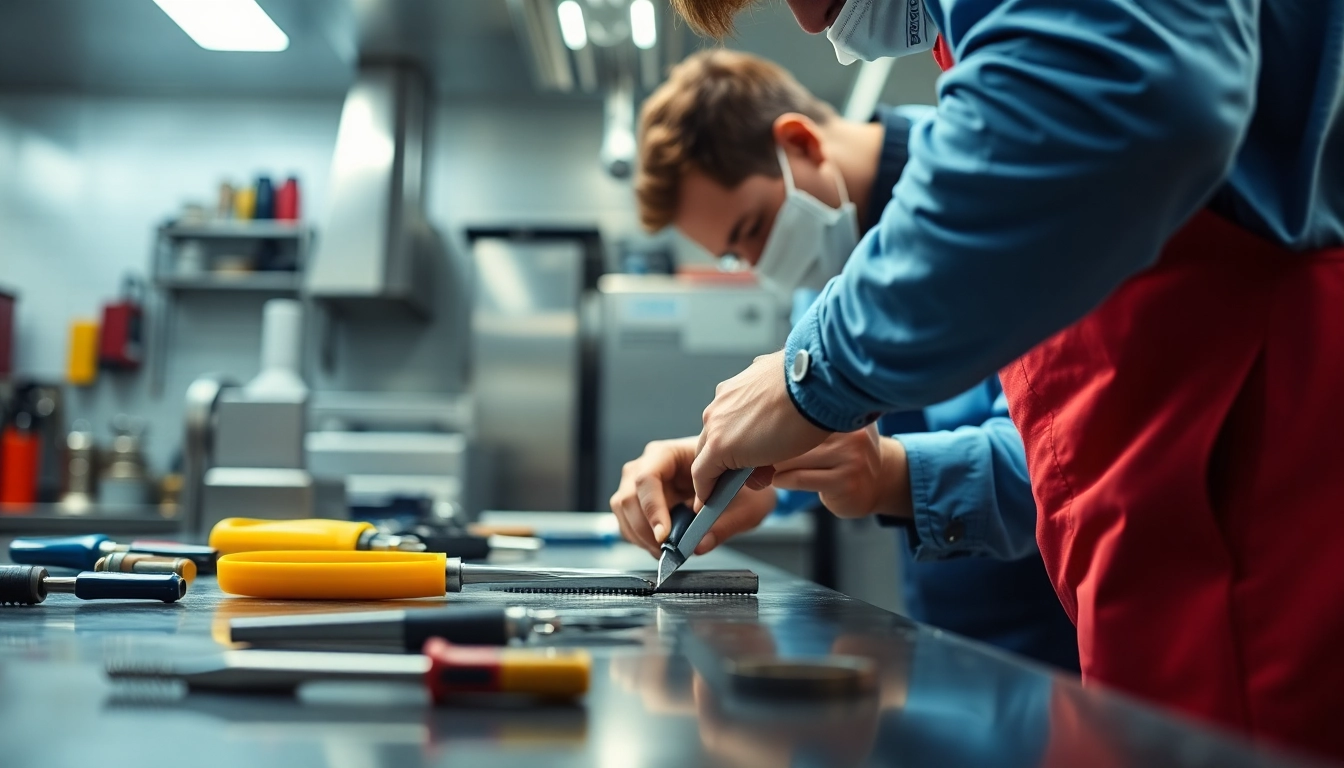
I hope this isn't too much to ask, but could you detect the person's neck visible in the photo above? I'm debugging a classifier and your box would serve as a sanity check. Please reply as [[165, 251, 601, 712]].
[[821, 119, 885, 230]]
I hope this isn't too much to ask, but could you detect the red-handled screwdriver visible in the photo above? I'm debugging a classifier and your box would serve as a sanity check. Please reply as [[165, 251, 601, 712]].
[[107, 639, 590, 700]]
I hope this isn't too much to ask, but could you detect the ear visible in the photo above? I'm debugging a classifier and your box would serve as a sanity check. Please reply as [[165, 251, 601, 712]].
[[771, 113, 827, 166]]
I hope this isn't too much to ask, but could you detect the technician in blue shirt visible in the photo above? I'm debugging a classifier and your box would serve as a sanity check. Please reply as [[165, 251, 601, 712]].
[[612, 50, 1076, 671], [672, 0, 1344, 757]]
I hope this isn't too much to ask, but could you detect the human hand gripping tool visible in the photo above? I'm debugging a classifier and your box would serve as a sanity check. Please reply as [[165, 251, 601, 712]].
[[656, 467, 755, 589]]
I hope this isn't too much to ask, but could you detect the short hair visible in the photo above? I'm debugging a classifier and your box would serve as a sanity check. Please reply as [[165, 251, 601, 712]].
[[670, 0, 757, 38], [635, 49, 836, 231]]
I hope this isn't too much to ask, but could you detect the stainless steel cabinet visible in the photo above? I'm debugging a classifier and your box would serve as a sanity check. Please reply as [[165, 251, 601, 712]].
[[596, 274, 787, 503], [470, 234, 595, 511]]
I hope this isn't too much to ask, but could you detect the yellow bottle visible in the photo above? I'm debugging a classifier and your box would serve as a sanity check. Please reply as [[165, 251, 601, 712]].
[[67, 319, 99, 386], [234, 186, 256, 220]]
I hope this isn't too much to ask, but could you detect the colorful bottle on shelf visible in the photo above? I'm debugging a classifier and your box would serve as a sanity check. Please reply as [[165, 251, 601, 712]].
[[217, 181, 235, 219], [275, 176, 300, 221], [253, 176, 275, 220], [234, 186, 256, 221], [67, 319, 99, 386], [1, 413, 40, 507]]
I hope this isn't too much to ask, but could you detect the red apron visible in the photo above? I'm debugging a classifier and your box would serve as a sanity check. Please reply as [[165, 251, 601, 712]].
[[1003, 210, 1344, 759], [931, 38, 1344, 759]]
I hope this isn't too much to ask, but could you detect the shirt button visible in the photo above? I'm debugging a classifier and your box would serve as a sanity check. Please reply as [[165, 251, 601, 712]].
[[790, 349, 811, 383], [945, 519, 966, 544]]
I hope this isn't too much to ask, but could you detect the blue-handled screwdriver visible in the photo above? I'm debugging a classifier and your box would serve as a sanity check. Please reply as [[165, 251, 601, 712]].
[[0, 565, 186, 605], [10, 535, 218, 574]]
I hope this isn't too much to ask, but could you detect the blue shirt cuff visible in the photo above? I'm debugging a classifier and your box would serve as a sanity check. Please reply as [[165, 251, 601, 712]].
[[784, 297, 886, 432], [897, 430, 995, 561]]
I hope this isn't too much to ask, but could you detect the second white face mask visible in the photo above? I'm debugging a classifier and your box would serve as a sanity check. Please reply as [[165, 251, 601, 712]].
[[754, 145, 859, 302], [826, 0, 939, 65]]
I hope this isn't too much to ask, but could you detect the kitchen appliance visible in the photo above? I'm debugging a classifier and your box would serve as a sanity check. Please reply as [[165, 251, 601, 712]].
[[0, 287, 15, 380], [98, 414, 151, 509], [307, 63, 435, 319], [60, 421, 98, 513], [98, 276, 145, 371], [595, 274, 785, 502], [306, 391, 483, 520], [468, 229, 604, 513], [198, 300, 313, 528]]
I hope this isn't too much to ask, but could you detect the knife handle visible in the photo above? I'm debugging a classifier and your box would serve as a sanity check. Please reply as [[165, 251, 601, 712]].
[[665, 504, 696, 548]]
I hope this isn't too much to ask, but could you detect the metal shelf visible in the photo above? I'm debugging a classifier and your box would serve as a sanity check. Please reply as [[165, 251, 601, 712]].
[[155, 273, 302, 293], [149, 221, 314, 396], [161, 221, 307, 239]]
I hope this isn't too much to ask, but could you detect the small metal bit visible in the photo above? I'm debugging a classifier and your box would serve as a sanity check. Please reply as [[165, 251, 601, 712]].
[[357, 530, 427, 552], [96, 552, 197, 583]]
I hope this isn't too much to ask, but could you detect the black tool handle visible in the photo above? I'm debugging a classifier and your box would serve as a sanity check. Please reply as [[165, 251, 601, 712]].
[[403, 606, 512, 649], [74, 572, 186, 603], [413, 533, 492, 561], [0, 565, 47, 605], [666, 504, 697, 549]]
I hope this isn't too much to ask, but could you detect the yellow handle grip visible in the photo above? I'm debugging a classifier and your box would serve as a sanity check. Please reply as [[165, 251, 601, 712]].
[[217, 550, 448, 600], [500, 649, 592, 697], [209, 518, 376, 556]]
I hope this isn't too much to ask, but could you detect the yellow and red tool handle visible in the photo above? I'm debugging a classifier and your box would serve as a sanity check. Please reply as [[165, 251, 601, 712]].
[[422, 638, 590, 700]]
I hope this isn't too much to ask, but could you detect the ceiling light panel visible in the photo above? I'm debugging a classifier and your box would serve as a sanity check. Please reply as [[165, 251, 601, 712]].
[[153, 0, 290, 52]]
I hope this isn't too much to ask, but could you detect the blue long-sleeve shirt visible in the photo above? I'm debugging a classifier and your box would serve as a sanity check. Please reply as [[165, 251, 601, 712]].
[[884, 376, 1075, 671], [896, 383, 1038, 561], [785, 0, 1344, 427], [782, 107, 1038, 562], [804, 107, 1077, 670]]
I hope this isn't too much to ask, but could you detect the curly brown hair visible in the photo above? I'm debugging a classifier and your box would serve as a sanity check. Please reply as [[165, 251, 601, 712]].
[[670, 0, 758, 37], [635, 49, 835, 231]]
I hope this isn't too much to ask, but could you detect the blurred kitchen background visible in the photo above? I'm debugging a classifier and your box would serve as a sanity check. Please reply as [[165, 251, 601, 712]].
[[0, 0, 940, 611]]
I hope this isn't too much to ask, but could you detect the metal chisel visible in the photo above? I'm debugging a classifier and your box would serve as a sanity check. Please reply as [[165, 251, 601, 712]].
[[656, 466, 755, 589]]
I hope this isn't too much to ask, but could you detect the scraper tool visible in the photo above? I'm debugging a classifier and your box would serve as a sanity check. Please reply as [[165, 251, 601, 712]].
[[656, 466, 755, 589], [216, 550, 758, 599]]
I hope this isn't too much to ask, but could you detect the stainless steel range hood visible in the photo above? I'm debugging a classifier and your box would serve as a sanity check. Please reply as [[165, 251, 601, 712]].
[[307, 63, 434, 319]]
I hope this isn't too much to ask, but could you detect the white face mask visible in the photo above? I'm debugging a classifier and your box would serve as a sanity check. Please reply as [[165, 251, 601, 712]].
[[825, 0, 939, 65], [754, 145, 859, 302]]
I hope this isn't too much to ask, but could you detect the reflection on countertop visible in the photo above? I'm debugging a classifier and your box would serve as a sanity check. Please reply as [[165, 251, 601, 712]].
[[0, 544, 1324, 768]]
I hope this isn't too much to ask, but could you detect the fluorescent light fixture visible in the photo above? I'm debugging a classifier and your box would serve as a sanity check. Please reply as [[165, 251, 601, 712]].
[[557, 0, 588, 51], [630, 0, 656, 49], [153, 0, 289, 52], [842, 58, 895, 122]]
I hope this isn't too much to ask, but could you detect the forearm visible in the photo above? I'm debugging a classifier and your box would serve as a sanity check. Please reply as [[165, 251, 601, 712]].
[[872, 437, 914, 521]]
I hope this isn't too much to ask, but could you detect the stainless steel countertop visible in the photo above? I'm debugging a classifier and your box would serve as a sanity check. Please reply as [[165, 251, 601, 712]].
[[0, 506, 180, 535], [0, 542, 1324, 768]]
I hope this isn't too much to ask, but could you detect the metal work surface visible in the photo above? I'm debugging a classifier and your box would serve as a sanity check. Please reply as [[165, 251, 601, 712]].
[[0, 542, 1321, 768]]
